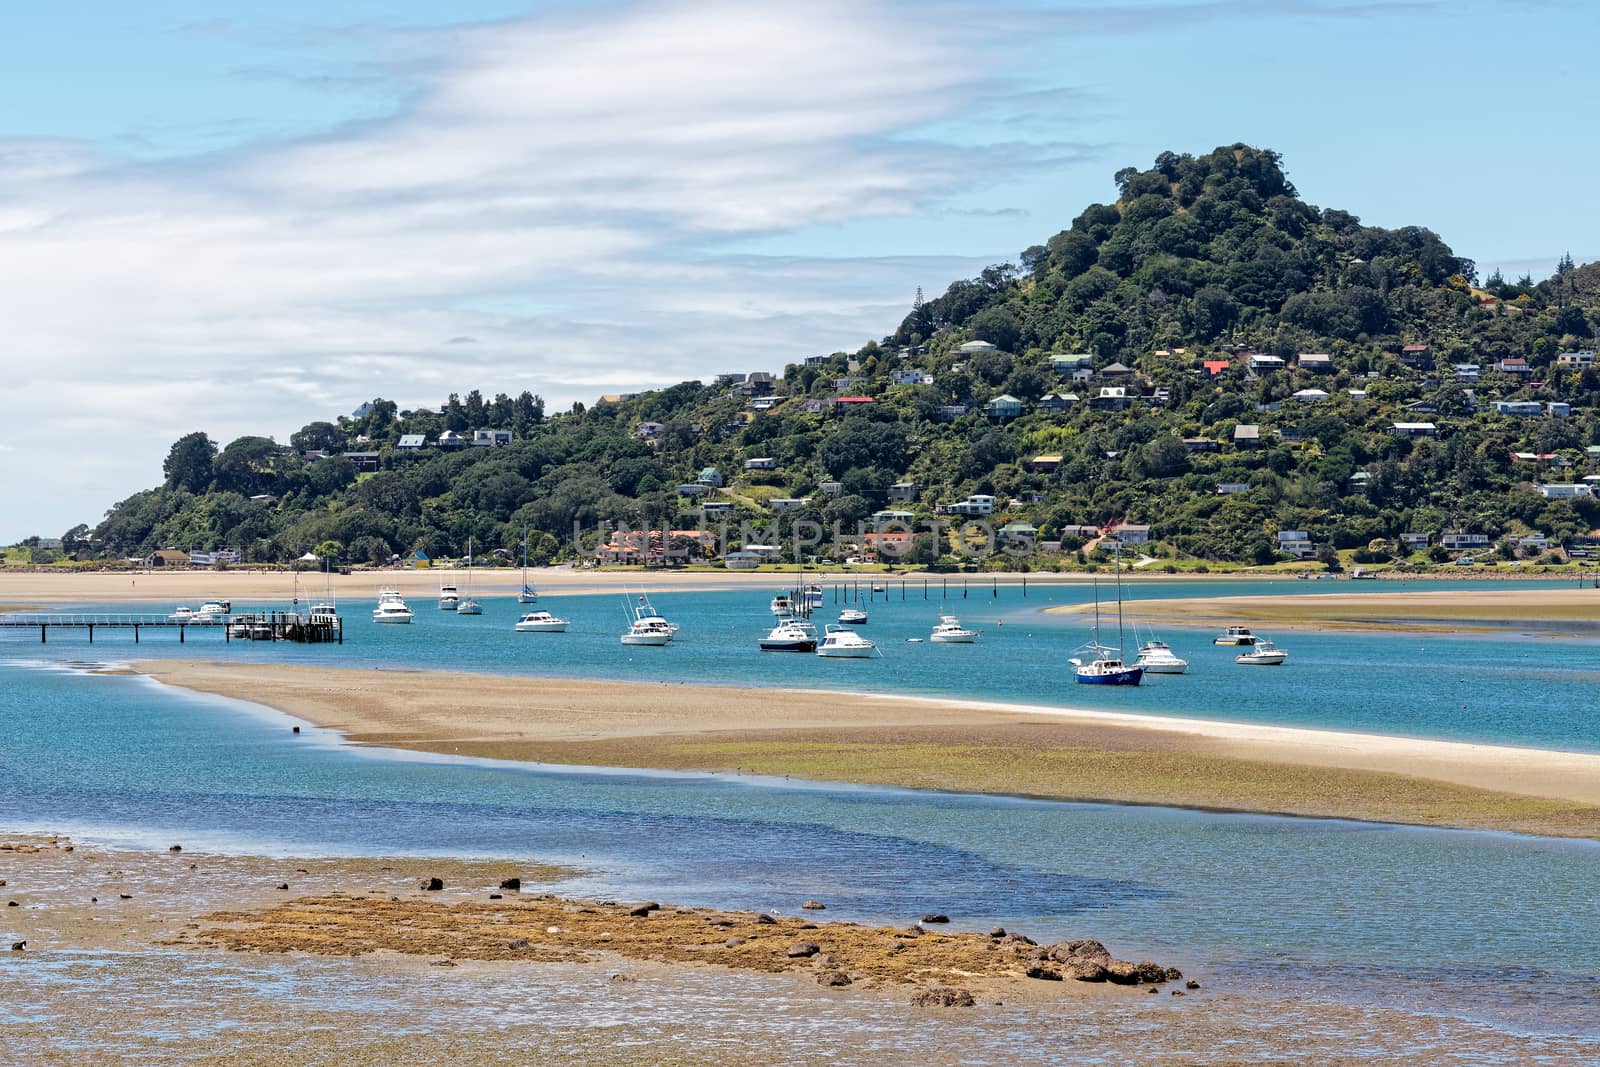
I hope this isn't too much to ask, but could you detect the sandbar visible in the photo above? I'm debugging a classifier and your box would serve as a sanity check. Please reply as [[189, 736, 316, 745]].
[[136, 660, 1600, 840]]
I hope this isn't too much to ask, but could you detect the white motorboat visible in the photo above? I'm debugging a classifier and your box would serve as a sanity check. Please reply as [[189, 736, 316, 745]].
[[373, 589, 414, 624], [929, 614, 979, 643], [838, 608, 868, 625], [770, 593, 795, 617], [438, 582, 460, 611], [167, 606, 195, 623], [1134, 639, 1189, 675], [802, 583, 824, 610], [621, 618, 674, 646], [1236, 639, 1288, 665], [514, 610, 569, 633], [193, 599, 231, 624], [759, 616, 818, 652], [816, 625, 878, 658], [1213, 626, 1258, 646]]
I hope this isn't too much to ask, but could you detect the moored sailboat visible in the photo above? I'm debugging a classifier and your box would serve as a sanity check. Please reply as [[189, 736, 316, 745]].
[[1071, 549, 1142, 686]]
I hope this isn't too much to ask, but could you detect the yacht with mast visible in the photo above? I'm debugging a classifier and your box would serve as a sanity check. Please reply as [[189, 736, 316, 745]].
[[1071, 547, 1142, 686], [456, 538, 482, 615], [518, 526, 538, 603], [373, 588, 414, 624]]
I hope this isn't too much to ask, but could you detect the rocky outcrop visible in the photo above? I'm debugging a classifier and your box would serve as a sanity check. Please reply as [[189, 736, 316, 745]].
[[910, 987, 976, 1008]]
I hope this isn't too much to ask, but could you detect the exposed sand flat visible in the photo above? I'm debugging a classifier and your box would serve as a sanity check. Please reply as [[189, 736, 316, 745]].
[[1057, 586, 1600, 632], [136, 661, 1600, 839]]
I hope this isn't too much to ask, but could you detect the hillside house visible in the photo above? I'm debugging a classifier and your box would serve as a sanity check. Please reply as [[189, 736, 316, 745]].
[[1536, 484, 1595, 499], [817, 481, 843, 495], [1057, 525, 1100, 540], [1292, 388, 1330, 403], [1548, 401, 1572, 418], [149, 549, 192, 567], [1493, 358, 1531, 375], [958, 339, 998, 357], [1453, 364, 1481, 382], [1183, 437, 1219, 454], [700, 500, 735, 515], [632, 421, 664, 441], [676, 483, 707, 497], [1202, 359, 1232, 377], [1390, 422, 1437, 438], [1099, 362, 1134, 380], [1049, 353, 1095, 375], [1030, 455, 1062, 473], [1297, 353, 1333, 373], [396, 434, 426, 452], [1276, 530, 1315, 558], [1109, 523, 1150, 544], [1441, 533, 1490, 550], [697, 467, 723, 487], [871, 509, 914, 526], [1400, 532, 1431, 550], [1557, 350, 1596, 368], [743, 457, 777, 471], [998, 522, 1037, 545], [1233, 424, 1261, 448], [749, 396, 781, 412], [1247, 354, 1286, 373], [984, 394, 1023, 420], [770, 497, 812, 512], [1400, 344, 1431, 366], [1091, 386, 1129, 411], [344, 451, 381, 472], [1216, 483, 1250, 495], [832, 396, 875, 412], [1037, 392, 1078, 413], [893, 370, 934, 386], [1493, 401, 1542, 417], [471, 429, 512, 447], [833, 377, 859, 392], [888, 481, 917, 503], [437, 431, 466, 450], [939, 495, 995, 517], [934, 401, 973, 422]]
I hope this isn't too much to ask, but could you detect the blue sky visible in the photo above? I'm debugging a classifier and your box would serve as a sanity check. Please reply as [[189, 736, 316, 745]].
[[2, 0, 1597, 539]]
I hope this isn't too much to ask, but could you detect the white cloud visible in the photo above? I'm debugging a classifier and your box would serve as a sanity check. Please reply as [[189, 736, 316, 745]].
[[0, 0, 1022, 539]]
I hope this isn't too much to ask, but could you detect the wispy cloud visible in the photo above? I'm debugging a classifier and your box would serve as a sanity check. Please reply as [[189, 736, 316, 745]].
[[0, 0, 1033, 536]]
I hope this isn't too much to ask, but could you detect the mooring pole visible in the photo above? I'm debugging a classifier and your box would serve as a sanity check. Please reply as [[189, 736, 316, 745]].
[[179, 624, 185, 644]]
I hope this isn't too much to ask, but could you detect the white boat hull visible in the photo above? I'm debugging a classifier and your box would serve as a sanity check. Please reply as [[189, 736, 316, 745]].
[[929, 633, 975, 644], [817, 645, 875, 658], [1138, 659, 1189, 674], [373, 614, 413, 624], [515, 622, 568, 632], [1237, 652, 1287, 665], [621, 632, 671, 646]]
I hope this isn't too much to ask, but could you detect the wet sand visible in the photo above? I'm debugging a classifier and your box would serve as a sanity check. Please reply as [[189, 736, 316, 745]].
[[136, 661, 1600, 839]]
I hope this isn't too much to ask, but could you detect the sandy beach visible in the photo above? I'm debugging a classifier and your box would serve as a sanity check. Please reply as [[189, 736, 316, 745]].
[[135, 661, 1600, 840], [1064, 586, 1600, 632]]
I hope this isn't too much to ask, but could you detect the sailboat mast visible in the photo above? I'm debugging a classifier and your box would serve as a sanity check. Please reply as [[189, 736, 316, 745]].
[[1115, 542, 1125, 655], [1092, 575, 1101, 650]]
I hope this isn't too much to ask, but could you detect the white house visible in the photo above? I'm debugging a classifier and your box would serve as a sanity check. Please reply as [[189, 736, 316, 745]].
[[1390, 422, 1437, 438], [1493, 401, 1542, 417], [1441, 533, 1490, 550], [770, 497, 812, 512], [939, 495, 995, 517], [1247, 354, 1286, 373], [958, 339, 998, 356], [1453, 364, 1480, 382], [743, 457, 777, 471], [984, 394, 1023, 420], [1536, 484, 1595, 499], [1548, 401, 1572, 418], [893, 370, 934, 386], [1276, 530, 1316, 558], [1297, 353, 1333, 373], [396, 434, 426, 451], [1292, 388, 1330, 403], [471, 429, 512, 447], [1109, 523, 1150, 544]]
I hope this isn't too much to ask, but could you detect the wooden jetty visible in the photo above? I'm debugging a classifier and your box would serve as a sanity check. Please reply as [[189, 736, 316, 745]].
[[0, 611, 341, 644]]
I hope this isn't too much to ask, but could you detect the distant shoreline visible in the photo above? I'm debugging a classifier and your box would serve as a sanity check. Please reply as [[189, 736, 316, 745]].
[[132, 660, 1600, 841]]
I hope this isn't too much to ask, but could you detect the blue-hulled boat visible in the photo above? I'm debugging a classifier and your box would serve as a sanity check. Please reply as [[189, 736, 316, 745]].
[[1072, 544, 1143, 686]]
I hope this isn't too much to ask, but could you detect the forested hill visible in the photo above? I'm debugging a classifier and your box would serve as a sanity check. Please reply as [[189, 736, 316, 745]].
[[73, 144, 1600, 569]]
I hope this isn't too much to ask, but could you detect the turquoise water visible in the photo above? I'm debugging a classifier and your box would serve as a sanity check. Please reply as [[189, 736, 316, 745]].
[[2, 659, 1599, 1040], [11, 578, 1599, 750]]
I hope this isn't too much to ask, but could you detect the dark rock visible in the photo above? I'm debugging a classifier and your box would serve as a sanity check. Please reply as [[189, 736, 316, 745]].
[[638, 901, 660, 913], [488, 893, 503, 900], [119, 894, 132, 900], [90, 897, 97, 903], [628, 905, 653, 917], [419, 877, 444, 892], [786, 942, 820, 958], [910, 987, 976, 1008], [608, 973, 634, 983], [988, 926, 1006, 938], [169, 845, 182, 853], [1147, 986, 1159, 994], [1164, 967, 1183, 982], [1067, 961, 1107, 982], [817, 971, 852, 988], [1186, 979, 1200, 990], [5, 901, 15, 908], [1135, 961, 1169, 983], [1024, 964, 1062, 981], [507, 939, 530, 950], [431, 959, 456, 968], [902, 925, 924, 937], [10, 941, 23, 952], [756, 913, 777, 925], [499, 877, 521, 891], [888, 942, 908, 954], [276, 883, 289, 891], [724, 937, 746, 948], [920, 913, 950, 924], [815, 954, 838, 967], [708, 918, 734, 927], [1104, 960, 1140, 985], [801, 900, 826, 910], [798, 923, 818, 930], [1171, 990, 1185, 996]]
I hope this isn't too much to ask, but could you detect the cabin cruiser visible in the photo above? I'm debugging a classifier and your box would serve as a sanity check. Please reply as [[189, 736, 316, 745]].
[[1236, 639, 1288, 665], [438, 583, 460, 611], [929, 615, 979, 643], [193, 599, 230, 624], [816, 625, 878, 658], [801, 583, 825, 610], [455, 596, 482, 616], [759, 616, 818, 652], [770, 593, 795, 617], [1134, 639, 1189, 675], [620, 618, 674, 646], [838, 608, 868, 625], [167, 606, 195, 623], [1213, 626, 1258, 646], [372, 589, 414, 624], [514, 610, 569, 633]]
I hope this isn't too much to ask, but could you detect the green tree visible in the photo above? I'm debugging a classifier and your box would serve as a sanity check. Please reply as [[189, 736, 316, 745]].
[[163, 432, 217, 493]]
